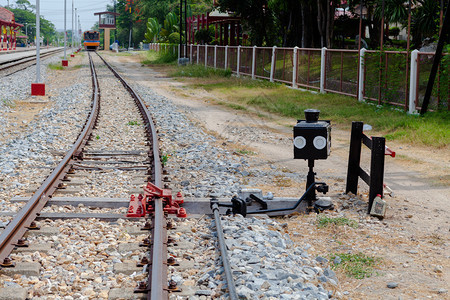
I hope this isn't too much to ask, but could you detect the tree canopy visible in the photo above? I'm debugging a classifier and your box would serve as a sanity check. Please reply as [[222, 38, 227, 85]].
[[9, 7, 56, 45], [103, 0, 448, 49]]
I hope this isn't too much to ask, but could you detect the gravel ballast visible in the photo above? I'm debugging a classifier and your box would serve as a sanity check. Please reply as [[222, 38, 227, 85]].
[[0, 53, 339, 299]]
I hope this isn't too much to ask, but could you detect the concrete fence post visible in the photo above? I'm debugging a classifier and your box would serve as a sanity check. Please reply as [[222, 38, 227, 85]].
[[178, 44, 180, 59], [190, 44, 193, 63], [409, 50, 419, 114], [270, 46, 277, 82], [205, 44, 208, 67], [225, 45, 228, 69], [237, 45, 241, 76], [197, 44, 200, 65], [320, 47, 327, 93], [292, 46, 299, 88], [252, 45, 256, 79], [214, 45, 217, 68], [358, 48, 366, 101]]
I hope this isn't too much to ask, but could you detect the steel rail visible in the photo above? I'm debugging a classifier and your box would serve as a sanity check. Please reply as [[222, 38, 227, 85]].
[[211, 203, 238, 300], [0, 52, 100, 264], [0, 48, 63, 70], [95, 52, 167, 299]]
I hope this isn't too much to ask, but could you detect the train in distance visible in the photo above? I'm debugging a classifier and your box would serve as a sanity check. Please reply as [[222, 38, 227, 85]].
[[83, 30, 100, 51]]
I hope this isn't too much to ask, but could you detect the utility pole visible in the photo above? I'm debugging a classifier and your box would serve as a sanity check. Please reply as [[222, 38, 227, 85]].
[[128, 0, 132, 50], [78, 15, 81, 48], [36, 0, 41, 83], [62, 0, 68, 66], [114, 0, 117, 44], [64, 0, 67, 59], [72, 0, 74, 52], [75, 8, 77, 50], [31, 0, 45, 96]]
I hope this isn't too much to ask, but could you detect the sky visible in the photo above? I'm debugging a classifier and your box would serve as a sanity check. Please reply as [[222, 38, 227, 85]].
[[1, 0, 113, 31]]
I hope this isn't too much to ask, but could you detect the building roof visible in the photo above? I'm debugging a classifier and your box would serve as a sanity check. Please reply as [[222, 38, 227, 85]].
[[94, 12, 120, 16], [0, 7, 14, 23]]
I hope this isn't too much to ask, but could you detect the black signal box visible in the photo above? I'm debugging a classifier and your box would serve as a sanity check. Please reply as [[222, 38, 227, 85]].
[[293, 109, 331, 160]]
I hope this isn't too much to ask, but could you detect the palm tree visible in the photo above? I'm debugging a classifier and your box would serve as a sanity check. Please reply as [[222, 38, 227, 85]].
[[374, 0, 408, 24], [412, 0, 440, 39]]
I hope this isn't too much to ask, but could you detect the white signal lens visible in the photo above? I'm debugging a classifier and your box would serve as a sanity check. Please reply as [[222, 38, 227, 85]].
[[313, 136, 327, 150], [294, 136, 306, 149]]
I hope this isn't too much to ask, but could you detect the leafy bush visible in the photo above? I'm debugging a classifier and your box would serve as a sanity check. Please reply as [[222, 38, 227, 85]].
[[389, 27, 400, 37], [168, 32, 181, 44], [194, 26, 214, 44]]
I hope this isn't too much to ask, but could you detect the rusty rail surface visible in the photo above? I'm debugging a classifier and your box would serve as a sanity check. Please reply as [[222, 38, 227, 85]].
[[0, 51, 100, 264], [95, 52, 167, 299]]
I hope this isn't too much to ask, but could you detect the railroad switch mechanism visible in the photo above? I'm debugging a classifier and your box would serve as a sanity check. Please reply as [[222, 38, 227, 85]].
[[127, 182, 186, 218], [294, 109, 332, 213]]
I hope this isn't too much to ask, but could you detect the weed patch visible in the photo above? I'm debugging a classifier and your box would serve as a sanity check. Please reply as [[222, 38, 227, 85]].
[[1, 98, 15, 108], [171, 65, 232, 78], [142, 50, 177, 64], [330, 252, 381, 279], [127, 120, 141, 126], [317, 215, 358, 228], [161, 152, 172, 166], [48, 62, 64, 70], [235, 149, 256, 155]]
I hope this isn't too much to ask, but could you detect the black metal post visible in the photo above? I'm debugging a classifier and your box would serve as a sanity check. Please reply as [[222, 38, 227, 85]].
[[346, 122, 363, 194], [368, 137, 385, 213], [420, 0, 449, 115], [184, 0, 187, 57], [306, 159, 316, 212]]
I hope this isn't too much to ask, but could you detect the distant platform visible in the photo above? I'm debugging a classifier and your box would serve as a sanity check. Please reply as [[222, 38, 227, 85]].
[[0, 47, 64, 65]]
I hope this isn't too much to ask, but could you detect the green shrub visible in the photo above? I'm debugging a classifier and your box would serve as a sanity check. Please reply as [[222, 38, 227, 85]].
[[168, 32, 181, 44]]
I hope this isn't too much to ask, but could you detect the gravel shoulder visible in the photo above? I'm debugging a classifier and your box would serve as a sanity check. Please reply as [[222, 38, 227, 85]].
[[100, 52, 449, 299]]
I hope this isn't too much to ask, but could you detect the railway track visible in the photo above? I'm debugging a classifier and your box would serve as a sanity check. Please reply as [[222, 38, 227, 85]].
[[0, 51, 175, 299], [0, 50, 334, 299], [0, 48, 64, 77]]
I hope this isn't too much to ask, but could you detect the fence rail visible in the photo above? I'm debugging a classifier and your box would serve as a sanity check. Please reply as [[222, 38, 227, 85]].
[[150, 43, 449, 112]]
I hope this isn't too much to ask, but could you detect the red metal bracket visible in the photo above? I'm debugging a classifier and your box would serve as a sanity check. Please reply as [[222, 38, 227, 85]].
[[384, 146, 395, 158], [367, 135, 396, 157], [127, 194, 146, 217], [127, 182, 186, 218]]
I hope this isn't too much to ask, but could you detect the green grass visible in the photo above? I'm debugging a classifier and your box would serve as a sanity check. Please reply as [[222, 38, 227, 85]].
[[48, 62, 64, 70], [170, 65, 449, 148], [171, 64, 232, 78], [142, 50, 178, 65], [161, 153, 170, 166], [235, 149, 256, 155], [330, 252, 381, 279], [218, 101, 247, 111], [127, 120, 141, 126], [1, 98, 15, 108], [317, 215, 358, 228], [72, 64, 85, 69]]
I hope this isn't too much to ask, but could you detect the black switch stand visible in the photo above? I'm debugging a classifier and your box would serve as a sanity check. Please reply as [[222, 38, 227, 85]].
[[306, 159, 316, 212]]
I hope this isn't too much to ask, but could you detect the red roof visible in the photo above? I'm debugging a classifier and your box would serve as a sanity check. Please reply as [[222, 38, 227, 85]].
[[0, 7, 23, 27], [0, 7, 14, 22]]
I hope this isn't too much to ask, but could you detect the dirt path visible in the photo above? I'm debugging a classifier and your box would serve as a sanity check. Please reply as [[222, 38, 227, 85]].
[[103, 52, 449, 299]]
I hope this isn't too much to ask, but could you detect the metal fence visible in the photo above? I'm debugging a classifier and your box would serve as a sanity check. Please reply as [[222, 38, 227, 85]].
[[150, 43, 449, 112]]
